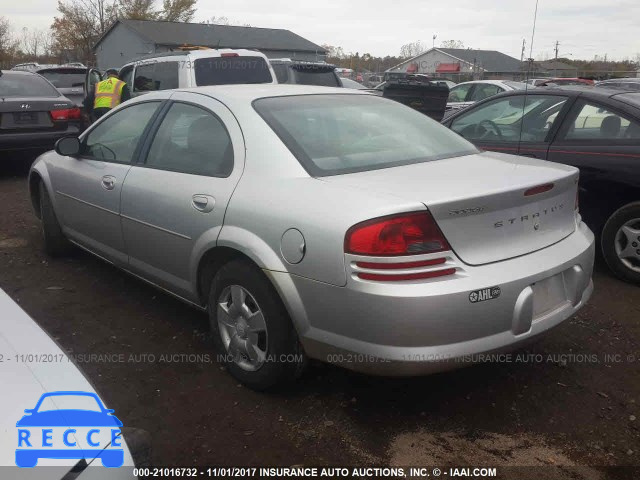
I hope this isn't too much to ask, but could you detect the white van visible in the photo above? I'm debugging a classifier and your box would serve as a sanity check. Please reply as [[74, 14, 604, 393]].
[[90, 49, 277, 97]]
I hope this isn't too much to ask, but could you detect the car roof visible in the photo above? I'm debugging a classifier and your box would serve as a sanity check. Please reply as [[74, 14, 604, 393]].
[[124, 48, 268, 66], [36, 66, 87, 72], [0, 69, 38, 76], [174, 84, 363, 102]]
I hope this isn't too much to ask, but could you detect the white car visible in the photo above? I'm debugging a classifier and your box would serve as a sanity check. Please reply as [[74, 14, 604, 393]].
[[91, 49, 278, 99], [446, 80, 528, 115], [0, 288, 139, 477]]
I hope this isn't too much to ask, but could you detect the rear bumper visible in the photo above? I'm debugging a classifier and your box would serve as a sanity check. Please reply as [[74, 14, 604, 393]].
[[0, 125, 80, 152], [268, 221, 595, 376]]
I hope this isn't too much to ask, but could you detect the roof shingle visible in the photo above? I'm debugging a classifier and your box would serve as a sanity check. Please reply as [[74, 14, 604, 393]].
[[97, 19, 326, 54]]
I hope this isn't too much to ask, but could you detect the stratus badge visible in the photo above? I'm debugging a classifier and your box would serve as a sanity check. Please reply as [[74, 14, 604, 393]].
[[469, 286, 501, 303]]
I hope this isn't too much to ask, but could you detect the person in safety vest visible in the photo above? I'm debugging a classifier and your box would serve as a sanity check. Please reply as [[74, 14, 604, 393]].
[[83, 68, 131, 122]]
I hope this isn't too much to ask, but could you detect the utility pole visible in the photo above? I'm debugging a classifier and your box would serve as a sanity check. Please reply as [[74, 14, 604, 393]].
[[554, 40, 559, 59], [520, 38, 526, 62]]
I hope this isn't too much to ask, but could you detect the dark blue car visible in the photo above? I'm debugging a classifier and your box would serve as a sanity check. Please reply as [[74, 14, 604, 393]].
[[16, 391, 124, 468]]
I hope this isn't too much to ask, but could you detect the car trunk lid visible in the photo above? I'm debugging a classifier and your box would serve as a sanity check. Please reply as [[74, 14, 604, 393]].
[[0, 97, 72, 131], [321, 151, 579, 265]]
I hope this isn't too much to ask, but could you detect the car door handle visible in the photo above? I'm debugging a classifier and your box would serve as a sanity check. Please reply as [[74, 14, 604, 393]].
[[191, 194, 215, 213], [101, 175, 116, 190]]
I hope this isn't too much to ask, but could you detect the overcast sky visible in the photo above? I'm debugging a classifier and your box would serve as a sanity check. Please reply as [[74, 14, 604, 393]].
[[3, 0, 640, 61]]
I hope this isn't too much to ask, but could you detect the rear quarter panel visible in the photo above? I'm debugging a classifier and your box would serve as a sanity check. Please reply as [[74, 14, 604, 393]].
[[218, 107, 424, 287]]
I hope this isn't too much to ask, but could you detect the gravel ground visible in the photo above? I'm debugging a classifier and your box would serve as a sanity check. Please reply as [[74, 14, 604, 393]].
[[1, 155, 639, 479]]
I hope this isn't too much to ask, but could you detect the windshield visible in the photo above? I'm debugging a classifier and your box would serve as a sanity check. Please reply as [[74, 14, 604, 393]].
[[35, 394, 102, 412], [38, 69, 86, 88], [194, 56, 273, 85], [0, 73, 60, 97], [254, 94, 478, 176]]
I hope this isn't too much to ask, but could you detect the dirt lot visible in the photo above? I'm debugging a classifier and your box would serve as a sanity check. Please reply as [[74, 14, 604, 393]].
[[1, 156, 639, 478]]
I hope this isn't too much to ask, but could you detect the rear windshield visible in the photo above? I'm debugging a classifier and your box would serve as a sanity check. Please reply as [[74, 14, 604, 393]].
[[254, 94, 478, 176], [38, 69, 86, 88], [0, 73, 60, 97], [194, 56, 273, 86], [292, 66, 340, 87]]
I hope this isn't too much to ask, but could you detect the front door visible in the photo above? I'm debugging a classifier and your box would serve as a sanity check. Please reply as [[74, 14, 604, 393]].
[[48, 101, 162, 265], [120, 91, 245, 300]]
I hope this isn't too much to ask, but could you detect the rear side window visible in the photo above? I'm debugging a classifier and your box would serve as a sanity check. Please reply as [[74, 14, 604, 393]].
[[38, 69, 86, 88], [562, 101, 640, 141], [134, 62, 179, 92], [0, 73, 60, 97], [145, 102, 234, 177], [194, 56, 273, 85]]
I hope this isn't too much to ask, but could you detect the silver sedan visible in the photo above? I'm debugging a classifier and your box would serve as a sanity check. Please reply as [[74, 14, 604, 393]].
[[29, 85, 595, 389]]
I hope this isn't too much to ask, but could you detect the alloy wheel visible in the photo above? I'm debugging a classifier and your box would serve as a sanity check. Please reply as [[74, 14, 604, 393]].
[[217, 285, 268, 371], [614, 218, 640, 274]]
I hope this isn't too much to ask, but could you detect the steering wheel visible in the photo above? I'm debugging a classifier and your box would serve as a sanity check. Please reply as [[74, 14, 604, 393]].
[[474, 119, 503, 140]]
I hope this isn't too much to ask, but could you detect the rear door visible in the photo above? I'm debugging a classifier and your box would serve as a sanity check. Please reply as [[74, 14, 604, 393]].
[[548, 98, 640, 227], [49, 100, 162, 265], [120, 91, 245, 300]]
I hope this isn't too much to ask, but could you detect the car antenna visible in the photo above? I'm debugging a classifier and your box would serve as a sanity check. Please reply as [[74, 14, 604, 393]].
[[519, 0, 540, 146]]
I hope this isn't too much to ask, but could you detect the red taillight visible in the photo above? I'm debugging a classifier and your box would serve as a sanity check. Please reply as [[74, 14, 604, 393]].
[[50, 108, 81, 121], [345, 212, 450, 256], [220, 52, 239, 57], [524, 183, 554, 196]]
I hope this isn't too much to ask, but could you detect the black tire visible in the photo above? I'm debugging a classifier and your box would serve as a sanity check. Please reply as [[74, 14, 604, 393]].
[[601, 202, 640, 285], [208, 259, 306, 390], [39, 180, 71, 256]]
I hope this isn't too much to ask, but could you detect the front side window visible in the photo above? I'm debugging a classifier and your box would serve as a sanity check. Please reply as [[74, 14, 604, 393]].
[[194, 56, 273, 86], [448, 83, 472, 102], [133, 62, 179, 92], [119, 65, 134, 86], [254, 94, 478, 176], [562, 101, 640, 141], [145, 102, 234, 177], [451, 95, 567, 143], [83, 102, 160, 163]]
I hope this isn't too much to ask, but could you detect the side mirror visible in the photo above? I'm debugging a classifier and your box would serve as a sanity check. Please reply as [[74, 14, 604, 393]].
[[23, 409, 34, 414], [55, 136, 81, 157]]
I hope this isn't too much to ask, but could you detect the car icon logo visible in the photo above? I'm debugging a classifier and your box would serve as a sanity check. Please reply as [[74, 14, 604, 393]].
[[15, 391, 124, 468]]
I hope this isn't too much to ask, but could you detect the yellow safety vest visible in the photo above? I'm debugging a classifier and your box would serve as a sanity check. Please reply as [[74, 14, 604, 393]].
[[94, 78, 125, 109]]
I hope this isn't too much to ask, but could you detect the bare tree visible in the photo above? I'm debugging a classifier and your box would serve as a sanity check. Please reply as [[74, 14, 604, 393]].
[[0, 16, 20, 67], [206, 15, 251, 27], [439, 39, 465, 49], [21, 27, 49, 57], [400, 41, 427, 59]]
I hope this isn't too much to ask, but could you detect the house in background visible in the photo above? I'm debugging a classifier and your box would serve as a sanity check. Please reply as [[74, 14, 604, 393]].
[[94, 19, 327, 69], [387, 48, 524, 81]]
